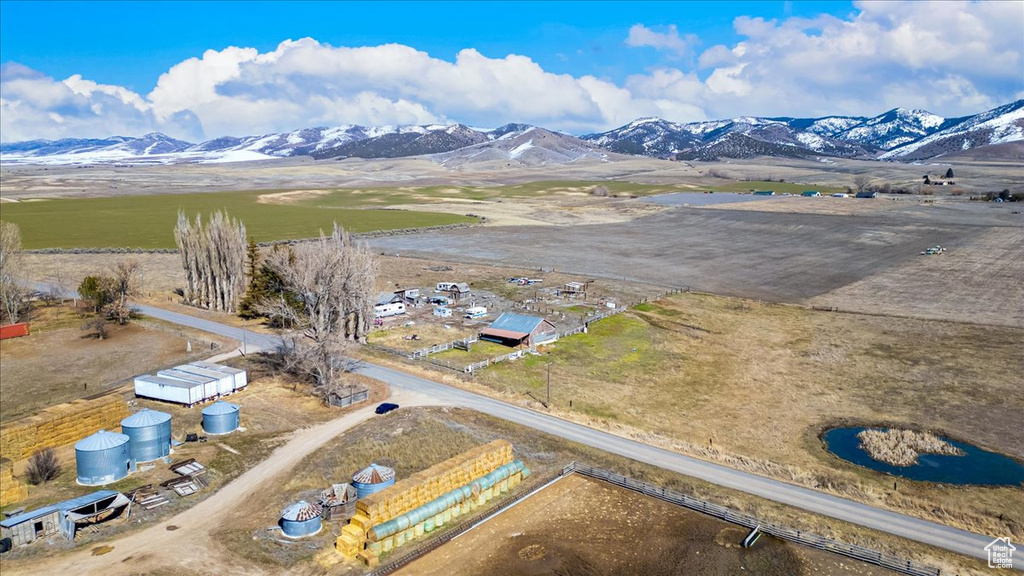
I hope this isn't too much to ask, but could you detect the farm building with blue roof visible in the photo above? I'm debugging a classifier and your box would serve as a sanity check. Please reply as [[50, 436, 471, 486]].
[[479, 312, 558, 347]]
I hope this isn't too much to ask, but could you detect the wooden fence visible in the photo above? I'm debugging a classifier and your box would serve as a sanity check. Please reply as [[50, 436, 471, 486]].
[[411, 337, 478, 359]]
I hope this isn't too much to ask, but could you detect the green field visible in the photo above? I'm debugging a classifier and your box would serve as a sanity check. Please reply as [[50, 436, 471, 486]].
[[0, 179, 841, 249], [0, 189, 476, 249]]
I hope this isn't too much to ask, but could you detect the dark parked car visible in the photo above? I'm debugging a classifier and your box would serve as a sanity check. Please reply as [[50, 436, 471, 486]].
[[375, 402, 400, 415]]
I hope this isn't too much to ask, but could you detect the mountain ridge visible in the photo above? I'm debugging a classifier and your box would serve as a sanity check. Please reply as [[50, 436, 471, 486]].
[[2, 100, 1020, 165]]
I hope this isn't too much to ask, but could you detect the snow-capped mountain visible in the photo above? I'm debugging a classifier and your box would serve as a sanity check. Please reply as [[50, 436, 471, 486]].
[[832, 108, 957, 150], [582, 115, 876, 160], [2, 100, 1020, 165], [312, 124, 489, 159], [879, 100, 1024, 160], [433, 127, 610, 167]]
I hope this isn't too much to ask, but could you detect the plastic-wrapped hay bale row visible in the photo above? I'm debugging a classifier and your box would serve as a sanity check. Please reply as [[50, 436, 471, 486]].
[[0, 395, 128, 462], [337, 440, 514, 560], [361, 460, 530, 564], [355, 440, 513, 525]]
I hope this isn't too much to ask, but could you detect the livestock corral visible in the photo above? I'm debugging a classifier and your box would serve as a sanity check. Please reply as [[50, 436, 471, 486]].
[[397, 473, 900, 576]]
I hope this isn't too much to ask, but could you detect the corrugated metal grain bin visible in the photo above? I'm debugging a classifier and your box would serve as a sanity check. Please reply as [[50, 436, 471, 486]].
[[120, 409, 172, 463], [352, 463, 396, 498], [280, 500, 322, 537], [75, 430, 134, 486], [158, 369, 219, 400], [134, 374, 205, 406], [190, 361, 248, 391], [172, 364, 234, 396], [201, 401, 240, 435]]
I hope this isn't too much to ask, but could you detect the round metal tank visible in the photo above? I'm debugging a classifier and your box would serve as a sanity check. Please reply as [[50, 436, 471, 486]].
[[202, 401, 239, 435], [280, 500, 322, 538], [352, 463, 396, 498], [75, 429, 134, 486], [121, 409, 172, 463]]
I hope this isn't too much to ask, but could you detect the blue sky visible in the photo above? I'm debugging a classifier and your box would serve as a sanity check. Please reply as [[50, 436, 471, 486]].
[[1, 1, 1021, 141], [1, 1, 856, 92]]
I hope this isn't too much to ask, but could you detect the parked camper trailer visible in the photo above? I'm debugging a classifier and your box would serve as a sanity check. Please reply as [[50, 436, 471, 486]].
[[465, 306, 487, 319], [374, 302, 406, 318]]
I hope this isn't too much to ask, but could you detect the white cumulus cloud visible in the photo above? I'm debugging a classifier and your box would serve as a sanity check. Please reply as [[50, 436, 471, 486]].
[[2, 1, 1021, 143]]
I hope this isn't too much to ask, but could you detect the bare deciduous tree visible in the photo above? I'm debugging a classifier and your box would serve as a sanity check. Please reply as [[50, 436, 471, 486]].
[[258, 224, 377, 402], [174, 210, 247, 313], [0, 221, 28, 324], [853, 175, 871, 192], [82, 317, 108, 340], [108, 259, 141, 325]]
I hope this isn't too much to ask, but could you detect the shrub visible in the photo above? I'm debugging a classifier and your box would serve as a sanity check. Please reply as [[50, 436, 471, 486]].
[[589, 185, 610, 197], [26, 448, 60, 484]]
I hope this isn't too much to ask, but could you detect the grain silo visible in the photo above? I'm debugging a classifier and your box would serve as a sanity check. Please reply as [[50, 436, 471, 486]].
[[201, 401, 240, 435], [75, 430, 134, 486], [280, 500, 323, 538], [352, 463, 396, 498], [120, 409, 172, 463]]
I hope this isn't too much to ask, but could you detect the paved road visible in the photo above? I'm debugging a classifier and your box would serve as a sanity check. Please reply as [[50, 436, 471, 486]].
[[20, 283, 1013, 569]]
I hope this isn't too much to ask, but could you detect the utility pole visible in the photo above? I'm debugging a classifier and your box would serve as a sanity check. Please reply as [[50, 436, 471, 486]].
[[546, 362, 551, 408]]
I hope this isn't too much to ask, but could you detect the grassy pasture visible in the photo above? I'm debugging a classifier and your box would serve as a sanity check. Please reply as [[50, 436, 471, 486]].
[[465, 291, 1024, 539], [0, 189, 475, 249]]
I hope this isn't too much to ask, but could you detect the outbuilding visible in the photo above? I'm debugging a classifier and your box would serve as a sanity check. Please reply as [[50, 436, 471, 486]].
[[120, 409, 172, 463], [158, 369, 219, 400], [801, 190, 821, 197], [75, 430, 134, 486], [202, 401, 240, 435], [134, 374, 206, 406], [0, 490, 131, 546], [172, 364, 235, 396], [189, 361, 248, 391], [479, 312, 558, 347], [352, 463, 396, 498], [753, 190, 776, 196], [280, 500, 323, 538]]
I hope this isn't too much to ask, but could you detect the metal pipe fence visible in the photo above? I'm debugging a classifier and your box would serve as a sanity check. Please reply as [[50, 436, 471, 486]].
[[565, 462, 941, 576]]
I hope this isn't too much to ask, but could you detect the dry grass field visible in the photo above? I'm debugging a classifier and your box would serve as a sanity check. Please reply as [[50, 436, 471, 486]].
[[0, 303, 231, 422], [424, 291, 1023, 540], [209, 407, 992, 576], [397, 474, 898, 576]]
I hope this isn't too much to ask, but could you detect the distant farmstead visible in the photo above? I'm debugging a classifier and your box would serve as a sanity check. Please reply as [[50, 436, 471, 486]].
[[479, 312, 558, 347]]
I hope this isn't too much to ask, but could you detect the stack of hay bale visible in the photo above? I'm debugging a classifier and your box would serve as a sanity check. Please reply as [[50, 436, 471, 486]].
[[336, 440, 526, 566], [0, 459, 28, 506], [0, 394, 129, 462]]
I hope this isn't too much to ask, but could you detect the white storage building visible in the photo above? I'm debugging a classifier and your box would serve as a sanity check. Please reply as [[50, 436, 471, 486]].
[[158, 369, 219, 400], [134, 374, 207, 406], [189, 361, 248, 390], [172, 364, 234, 396]]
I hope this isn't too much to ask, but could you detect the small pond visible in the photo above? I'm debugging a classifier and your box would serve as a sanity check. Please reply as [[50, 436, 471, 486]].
[[822, 427, 1024, 486]]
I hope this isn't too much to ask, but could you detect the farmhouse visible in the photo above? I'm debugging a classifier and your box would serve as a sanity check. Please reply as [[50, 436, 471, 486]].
[[479, 312, 558, 347], [0, 490, 131, 546], [801, 190, 821, 197]]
